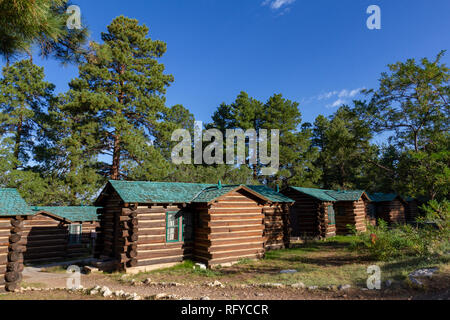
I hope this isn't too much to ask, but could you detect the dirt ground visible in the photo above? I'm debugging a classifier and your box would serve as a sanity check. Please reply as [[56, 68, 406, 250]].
[[2, 238, 448, 300], [0, 265, 447, 300]]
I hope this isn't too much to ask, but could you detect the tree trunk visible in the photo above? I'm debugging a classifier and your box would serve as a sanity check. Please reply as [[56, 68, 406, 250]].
[[111, 133, 120, 180], [14, 116, 23, 166]]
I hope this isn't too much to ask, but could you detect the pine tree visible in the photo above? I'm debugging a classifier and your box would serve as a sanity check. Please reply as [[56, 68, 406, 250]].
[[0, 59, 55, 167], [64, 16, 174, 181], [208, 92, 319, 187], [312, 104, 376, 190]]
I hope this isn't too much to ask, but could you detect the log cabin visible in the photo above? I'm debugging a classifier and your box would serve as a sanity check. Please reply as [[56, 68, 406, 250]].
[[281, 187, 337, 238], [0, 188, 34, 292], [329, 190, 372, 235], [367, 193, 407, 225], [282, 187, 373, 238], [94, 181, 293, 273], [21, 207, 100, 264]]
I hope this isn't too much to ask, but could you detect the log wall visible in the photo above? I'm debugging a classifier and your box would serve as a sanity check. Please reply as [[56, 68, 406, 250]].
[[282, 189, 336, 238], [0, 217, 10, 293], [263, 204, 290, 250], [96, 189, 122, 261], [334, 198, 369, 235], [375, 199, 406, 225], [0, 217, 25, 292], [282, 189, 319, 238], [21, 213, 97, 264], [132, 205, 193, 269], [193, 190, 265, 266]]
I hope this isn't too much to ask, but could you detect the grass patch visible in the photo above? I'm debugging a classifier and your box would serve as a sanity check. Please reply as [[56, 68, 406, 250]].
[[40, 266, 69, 274]]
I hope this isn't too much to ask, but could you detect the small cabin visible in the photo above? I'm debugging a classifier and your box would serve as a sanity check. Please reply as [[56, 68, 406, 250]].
[[21, 207, 100, 264], [0, 188, 33, 292], [282, 187, 337, 238], [283, 187, 372, 237], [327, 190, 372, 235], [94, 181, 293, 273], [368, 193, 407, 225]]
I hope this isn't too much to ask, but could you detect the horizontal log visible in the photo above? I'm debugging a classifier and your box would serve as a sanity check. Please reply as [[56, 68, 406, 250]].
[[137, 249, 184, 260], [136, 256, 183, 267]]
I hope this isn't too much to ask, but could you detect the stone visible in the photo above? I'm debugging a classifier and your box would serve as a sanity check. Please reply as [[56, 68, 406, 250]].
[[338, 284, 351, 291], [307, 286, 318, 290], [143, 278, 152, 285], [280, 269, 297, 274], [195, 263, 207, 270], [291, 282, 306, 289], [102, 287, 112, 297], [409, 268, 438, 279], [385, 280, 393, 288], [408, 276, 423, 287], [201, 296, 211, 300], [261, 283, 285, 288], [90, 289, 99, 295], [326, 285, 338, 291], [207, 280, 225, 288], [154, 293, 168, 300], [83, 266, 99, 274]]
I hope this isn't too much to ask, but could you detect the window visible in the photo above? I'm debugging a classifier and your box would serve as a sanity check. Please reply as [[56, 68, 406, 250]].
[[183, 211, 194, 241], [166, 211, 181, 242], [327, 206, 336, 225], [68, 224, 82, 244]]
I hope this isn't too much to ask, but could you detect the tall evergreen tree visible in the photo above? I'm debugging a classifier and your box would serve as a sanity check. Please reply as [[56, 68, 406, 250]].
[[0, 59, 55, 167], [209, 92, 319, 187], [312, 104, 376, 190], [64, 16, 174, 181]]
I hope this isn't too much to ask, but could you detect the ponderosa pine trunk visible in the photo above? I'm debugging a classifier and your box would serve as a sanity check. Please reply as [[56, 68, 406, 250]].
[[13, 115, 23, 168], [111, 133, 120, 180]]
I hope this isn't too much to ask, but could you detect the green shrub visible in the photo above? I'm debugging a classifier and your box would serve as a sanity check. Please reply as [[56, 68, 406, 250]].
[[352, 200, 449, 261]]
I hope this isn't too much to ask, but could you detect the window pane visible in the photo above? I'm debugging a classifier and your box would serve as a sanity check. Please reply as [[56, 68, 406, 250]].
[[166, 212, 180, 242]]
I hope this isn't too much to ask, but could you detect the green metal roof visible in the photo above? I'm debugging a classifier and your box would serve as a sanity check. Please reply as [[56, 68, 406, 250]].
[[289, 187, 368, 202], [326, 190, 367, 201], [34, 206, 100, 222], [108, 180, 213, 204], [192, 185, 243, 203], [106, 181, 293, 204], [367, 193, 399, 203], [0, 188, 33, 216], [247, 185, 294, 203], [289, 187, 336, 202]]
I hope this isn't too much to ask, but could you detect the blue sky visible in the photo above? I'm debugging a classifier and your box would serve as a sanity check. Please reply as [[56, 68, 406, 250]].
[[7, 0, 449, 128]]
